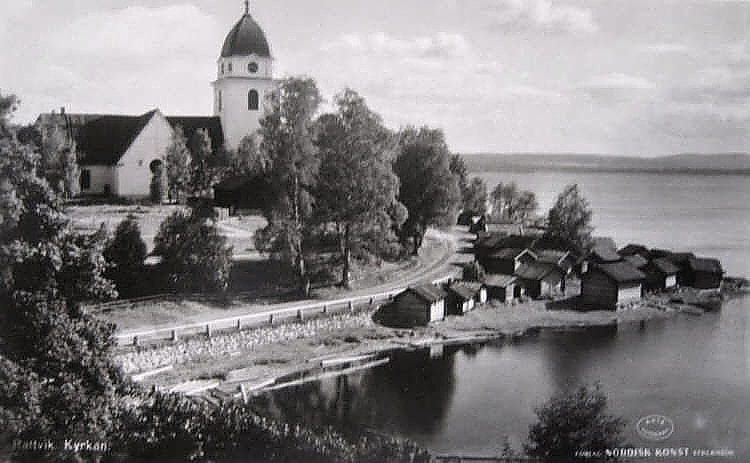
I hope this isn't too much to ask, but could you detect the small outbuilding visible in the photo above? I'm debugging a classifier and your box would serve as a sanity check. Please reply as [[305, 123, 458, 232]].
[[618, 243, 650, 258], [391, 285, 447, 326], [643, 257, 680, 292], [445, 283, 478, 315], [515, 262, 566, 299], [457, 281, 488, 304], [665, 252, 696, 286], [482, 248, 536, 275], [687, 257, 724, 289], [484, 274, 520, 303], [580, 262, 646, 310]]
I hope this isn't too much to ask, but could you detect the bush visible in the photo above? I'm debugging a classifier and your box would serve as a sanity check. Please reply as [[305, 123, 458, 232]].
[[153, 208, 233, 293], [525, 383, 626, 462], [104, 215, 148, 297]]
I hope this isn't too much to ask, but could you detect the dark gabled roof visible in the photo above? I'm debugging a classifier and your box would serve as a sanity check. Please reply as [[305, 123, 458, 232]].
[[595, 262, 646, 283], [689, 257, 723, 274], [166, 116, 225, 152], [446, 283, 476, 301], [650, 257, 680, 275], [515, 262, 562, 281], [221, 13, 271, 58], [624, 254, 649, 269], [406, 284, 447, 303], [532, 236, 582, 255], [489, 247, 532, 260], [618, 243, 649, 257], [77, 110, 158, 165], [458, 281, 485, 292], [666, 252, 696, 265], [484, 274, 517, 287], [535, 249, 570, 264]]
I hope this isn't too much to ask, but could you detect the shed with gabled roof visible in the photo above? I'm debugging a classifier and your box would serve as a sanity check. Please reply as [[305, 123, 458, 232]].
[[445, 283, 479, 315], [515, 261, 565, 299], [580, 262, 646, 310], [484, 274, 520, 303], [391, 284, 447, 326], [688, 257, 723, 289], [643, 257, 680, 291]]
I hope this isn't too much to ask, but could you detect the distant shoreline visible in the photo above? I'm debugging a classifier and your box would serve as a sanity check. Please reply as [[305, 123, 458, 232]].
[[461, 152, 750, 176]]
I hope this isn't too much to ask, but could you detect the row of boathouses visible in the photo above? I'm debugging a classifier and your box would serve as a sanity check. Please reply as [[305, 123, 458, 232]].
[[383, 231, 725, 326]]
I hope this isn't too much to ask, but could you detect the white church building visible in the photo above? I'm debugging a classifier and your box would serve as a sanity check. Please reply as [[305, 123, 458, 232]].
[[35, 4, 275, 198]]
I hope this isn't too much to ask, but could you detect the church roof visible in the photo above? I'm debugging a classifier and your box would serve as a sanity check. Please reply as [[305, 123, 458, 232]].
[[77, 110, 159, 165], [221, 13, 271, 58]]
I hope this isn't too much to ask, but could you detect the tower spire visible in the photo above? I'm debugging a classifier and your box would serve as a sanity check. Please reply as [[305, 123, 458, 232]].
[[244, 0, 249, 15]]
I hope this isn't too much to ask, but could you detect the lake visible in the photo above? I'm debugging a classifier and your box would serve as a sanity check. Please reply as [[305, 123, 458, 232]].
[[251, 169, 750, 460]]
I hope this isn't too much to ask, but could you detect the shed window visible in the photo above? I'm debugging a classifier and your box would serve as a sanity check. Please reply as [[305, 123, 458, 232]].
[[248, 89, 259, 110], [80, 169, 91, 190]]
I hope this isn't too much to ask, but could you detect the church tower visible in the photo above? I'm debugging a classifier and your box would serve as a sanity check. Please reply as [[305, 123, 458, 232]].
[[213, 2, 275, 150]]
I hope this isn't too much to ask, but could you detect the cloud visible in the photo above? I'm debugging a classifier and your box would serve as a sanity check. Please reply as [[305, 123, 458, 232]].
[[321, 32, 470, 59], [641, 43, 692, 54], [584, 73, 657, 91], [487, 0, 598, 35], [51, 5, 221, 60]]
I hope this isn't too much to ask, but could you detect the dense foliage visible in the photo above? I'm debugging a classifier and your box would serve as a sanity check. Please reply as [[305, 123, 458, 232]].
[[104, 216, 148, 297], [153, 206, 233, 293], [491, 181, 538, 223], [314, 89, 406, 286], [525, 383, 626, 462], [165, 126, 191, 203], [394, 126, 461, 254], [546, 183, 593, 249], [254, 76, 322, 294]]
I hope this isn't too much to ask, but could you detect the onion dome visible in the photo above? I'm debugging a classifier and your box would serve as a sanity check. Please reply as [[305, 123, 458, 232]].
[[220, 9, 271, 58]]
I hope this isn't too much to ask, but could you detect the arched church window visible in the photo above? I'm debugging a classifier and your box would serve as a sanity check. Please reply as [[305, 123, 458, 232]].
[[228, 62, 233, 72], [218, 90, 222, 111], [221, 62, 224, 74], [248, 62, 258, 73], [248, 89, 259, 110]]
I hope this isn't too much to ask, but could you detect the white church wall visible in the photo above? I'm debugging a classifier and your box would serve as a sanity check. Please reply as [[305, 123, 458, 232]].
[[116, 111, 174, 198], [81, 165, 116, 195]]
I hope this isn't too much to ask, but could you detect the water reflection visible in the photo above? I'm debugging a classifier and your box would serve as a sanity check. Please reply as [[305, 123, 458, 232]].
[[252, 346, 459, 437]]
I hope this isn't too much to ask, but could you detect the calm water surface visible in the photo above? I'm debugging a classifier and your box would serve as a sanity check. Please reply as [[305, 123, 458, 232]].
[[252, 171, 750, 459]]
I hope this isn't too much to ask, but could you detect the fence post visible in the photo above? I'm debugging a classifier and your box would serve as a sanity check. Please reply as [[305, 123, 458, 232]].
[[237, 319, 242, 331], [322, 304, 327, 314], [171, 330, 178, 342], [132, 336, 139, 347], [348, 301, 354, 312], [269, 313, 274, 325], [206, 324, 212, 338], [369, 297, 374, 305], [297, 309, 304, 321]]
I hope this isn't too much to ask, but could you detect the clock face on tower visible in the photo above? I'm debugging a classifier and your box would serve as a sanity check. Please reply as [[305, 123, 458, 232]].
[[248, 62, 258, 73]]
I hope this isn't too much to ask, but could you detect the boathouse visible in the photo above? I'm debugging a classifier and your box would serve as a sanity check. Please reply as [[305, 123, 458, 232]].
[[391, 284, 447, 326], [580, 261, 646, 310], [687, 257, 724, 289], [515, 262, 565, 299], [483, 248, 536, 275], [484, 274, 519, 303], [445, 283, 478, 315], [643, 257, 680, 292]]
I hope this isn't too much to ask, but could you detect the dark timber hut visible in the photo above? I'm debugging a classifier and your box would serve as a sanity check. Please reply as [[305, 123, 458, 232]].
[[580, 262, 646, 310], [515, 262, 565, 299], [445, 283, 478, 315], [391, 284, 447, 326], [687, 257, 724, 289], [484, 274, 520, 303], [643, 257, 680, 292]]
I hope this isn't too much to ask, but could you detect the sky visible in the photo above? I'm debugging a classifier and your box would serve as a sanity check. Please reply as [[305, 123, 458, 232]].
[[1, 0, 749, 155]]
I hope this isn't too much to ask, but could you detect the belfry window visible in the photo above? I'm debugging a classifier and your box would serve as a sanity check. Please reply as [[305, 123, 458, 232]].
[[248, 89, 259, 110]]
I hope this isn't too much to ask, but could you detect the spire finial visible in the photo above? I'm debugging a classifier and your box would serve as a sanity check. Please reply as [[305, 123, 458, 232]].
[[244, 0, 249, 15]]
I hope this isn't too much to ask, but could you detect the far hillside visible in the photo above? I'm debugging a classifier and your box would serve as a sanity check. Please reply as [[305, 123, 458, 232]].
[[462, 153, 750, 175]]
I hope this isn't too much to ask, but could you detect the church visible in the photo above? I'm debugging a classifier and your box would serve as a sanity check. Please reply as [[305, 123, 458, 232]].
[[35, 3, 275, 198]]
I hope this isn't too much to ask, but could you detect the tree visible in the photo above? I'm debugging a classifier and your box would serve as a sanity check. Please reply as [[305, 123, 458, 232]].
[[0, 104, 123, 459], [104, 215, 148, 297], [449, 153, 469, 200], [188, 128, 215, 196], [233, 133, 269, 176], [463, 176, 488, 216], [546, 183, 593, 249], [149, 159, 166, 204], [165, 126, 191, 203], [314, 89, 404, 287], [512, 190, 538, 223], [525, 383, 626, 462], [254, 76, 322, 294], [491, 182, 538, 223], [153, 207, 233, 293], [394, 126, 461, 254]]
